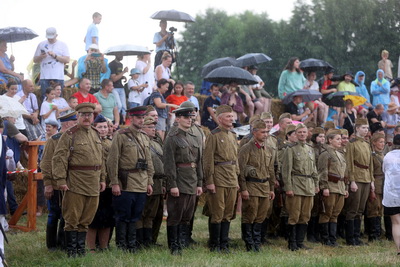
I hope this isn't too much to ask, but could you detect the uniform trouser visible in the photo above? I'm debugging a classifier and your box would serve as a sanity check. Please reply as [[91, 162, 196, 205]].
[[207, 187, 238, 224], [136, 194, 163, 229], [62, 191, 99, 232], [167, 193, 196, 227], [311, 194, 320, 217], [285, 195, 314, 225], [319, 193, 345, 223], [113, 191, 147, 223], [366, 193, 383, 218], [242, 196, 270, 224], [48, 190, 63, 225], [345, 182, 370, 220]]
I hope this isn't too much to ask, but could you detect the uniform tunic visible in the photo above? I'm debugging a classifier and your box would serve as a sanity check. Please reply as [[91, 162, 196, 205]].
[[239, 141, 276, 223], [318, 146, 347, 223], [367, 150, 384, 217]]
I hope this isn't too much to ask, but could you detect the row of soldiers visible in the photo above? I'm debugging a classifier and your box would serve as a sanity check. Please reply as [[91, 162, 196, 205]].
[[39, 99, 387, 257]]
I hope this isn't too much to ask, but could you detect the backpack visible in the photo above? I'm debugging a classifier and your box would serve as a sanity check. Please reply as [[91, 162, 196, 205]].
[[143, 92, 157, 107]]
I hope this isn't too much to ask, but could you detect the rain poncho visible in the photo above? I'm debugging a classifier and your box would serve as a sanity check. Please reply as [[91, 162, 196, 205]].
[[354, 71, 371, 109], [371, 69, 390, 108], [382, 149, 400, 208]]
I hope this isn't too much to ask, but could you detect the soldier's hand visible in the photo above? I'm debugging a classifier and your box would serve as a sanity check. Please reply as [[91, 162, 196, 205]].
[[147, 185, 153, 196], [286, 190, 294, 197], [344, 191, 349, 198], [59, 184, 69, 191], [170, 187, 179, 197], [196, 187, 203, 196], [241, 190, 250, 200], [274, 180, 280, 188], [315, 187, 320, 194], [323, 189, 330, 197], [206, 184, 216, 194], [350, 181, 358, 192], [269, 191, 275, 200], [44, 185, 54, 200], [100, 182, 106, 192], [112, 184, 121, 196]]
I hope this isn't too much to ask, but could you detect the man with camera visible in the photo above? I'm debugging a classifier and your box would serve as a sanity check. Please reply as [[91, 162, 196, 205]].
[[107, 106, 154, 253], [153, 20, 176, 68]]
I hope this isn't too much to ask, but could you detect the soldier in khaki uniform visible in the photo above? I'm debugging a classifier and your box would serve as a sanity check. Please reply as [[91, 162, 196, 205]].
[[238, 115, 260, 148], [136, 116, 165, 248], [204, 105, 239, 253], [367, 133, 385, 241], [41, 113, 77, 251], [336, 128, 349, 238], [163, 105, 203, 255], [107, 106, 154, 252], [238, 119, 275, 252], [318, 129, 348, 247], [307, 126, 326, 243], [344, 118, 374, 246], [282, 123, 319, 251], [52, 103, 106, 257]]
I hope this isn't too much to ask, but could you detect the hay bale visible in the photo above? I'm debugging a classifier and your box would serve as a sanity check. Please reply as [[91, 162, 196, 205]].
[[271, 99, 285, 125]]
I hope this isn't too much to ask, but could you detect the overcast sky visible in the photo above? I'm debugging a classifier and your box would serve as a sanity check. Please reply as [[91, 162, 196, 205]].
[[3, 0, 299, 77]]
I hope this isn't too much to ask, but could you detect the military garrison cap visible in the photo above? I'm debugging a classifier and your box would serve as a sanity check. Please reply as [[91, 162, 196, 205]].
[[75, 103, 96, 113], [145, 105, 155, 113], [278, 112, 291, 121], [340, 129, 349, 136], [326, 129, 342, 136], [215, 105, 233, 116], [260, 112, 273, 120], [286, 124, 297, 135], [305, 121, 316, 128], [371, 132, 385, 143], [249, 115, 260, 125], [324, 121, 335, 130], [355, 118, 368, 126], [295, 123, 307, 131], [252, 119, 267, 130], [143, 116, 157, 125], [312, 127, 325, 135]]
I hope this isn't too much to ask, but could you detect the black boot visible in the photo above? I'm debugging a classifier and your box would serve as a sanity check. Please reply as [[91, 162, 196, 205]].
[[188, 215, 198, 245], [287, 224, 298, 251], [127, 222, 137, 253], [345, 220, 356, 245], [178, 224, 189, 249], [368, 217, 377, 242], [77, 232, 86, 256], [167, 225, 181, 255], [65, 231, 77, 258], [328, 222, 339, 247], [320, 223, 332, 246], [260, 218, 271, 245], [136, 228, 144, 249], [375, 217, 382, 240], [242, 223, 254, 251], [143, 228, 153, 247], [252, 223, 262, 252], [280, 216, 289, 240], [209, 223, 221, 252], [354, 218, 365, 246], [337, 215, 346, 239], [220, 221, 231, 253], [384, 216, 393, 241], [115, 221, 127, 250], [296, 224, 312, 250], [46, 223, 58, 251], [307, 217, 317, 243], [57, 219, 66, 250]]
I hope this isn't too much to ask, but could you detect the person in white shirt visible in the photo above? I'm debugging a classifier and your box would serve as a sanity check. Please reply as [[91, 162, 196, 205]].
[[304, 71, 328, 124]]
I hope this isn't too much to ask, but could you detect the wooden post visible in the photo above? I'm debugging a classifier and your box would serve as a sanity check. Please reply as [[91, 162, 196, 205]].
[[9, 141, 45, 232]]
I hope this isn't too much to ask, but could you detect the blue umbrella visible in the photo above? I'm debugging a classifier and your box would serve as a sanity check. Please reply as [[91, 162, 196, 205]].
[[0, 27, 38, 43]]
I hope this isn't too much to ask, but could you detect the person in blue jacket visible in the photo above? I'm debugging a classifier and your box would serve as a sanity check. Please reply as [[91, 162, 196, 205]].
[[371, 69, 390, 110], [354, 71, 373, 117]]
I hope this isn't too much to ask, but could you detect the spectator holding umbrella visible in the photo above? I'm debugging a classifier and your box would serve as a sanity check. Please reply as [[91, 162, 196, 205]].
[[371, 69, 390, 110], [0, 39, 23, 87]]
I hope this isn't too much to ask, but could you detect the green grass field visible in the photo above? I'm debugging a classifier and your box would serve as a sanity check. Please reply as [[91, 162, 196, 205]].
[[5, 209, 400, 267]]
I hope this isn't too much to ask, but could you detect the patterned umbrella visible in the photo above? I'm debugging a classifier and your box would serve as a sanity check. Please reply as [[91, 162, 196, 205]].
[[0, 27, 38, 43]]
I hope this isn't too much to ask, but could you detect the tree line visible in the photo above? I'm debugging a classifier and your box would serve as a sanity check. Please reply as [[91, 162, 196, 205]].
[[176, 0, 400, 96]]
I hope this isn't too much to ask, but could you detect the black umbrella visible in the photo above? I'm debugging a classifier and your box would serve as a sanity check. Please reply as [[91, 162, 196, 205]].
[[282, 89, 322, 105], [150, 9, 195, 23], [300, 58, 334, 72], [0, 27, 38, 43], [236, 53, 272, 67], [201, 57, 238, 77], [324, 91, 366, 107], [204, 66, 258, 85]]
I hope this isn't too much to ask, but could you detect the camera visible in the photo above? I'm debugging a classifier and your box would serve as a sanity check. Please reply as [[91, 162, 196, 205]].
[[169, 27, 177, 33], [135, 158, 148, 170]]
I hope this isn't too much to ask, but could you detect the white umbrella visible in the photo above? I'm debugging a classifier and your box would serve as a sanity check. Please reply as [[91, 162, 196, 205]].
[[104, 44, 151, 56], [0, 95, 29, 118]]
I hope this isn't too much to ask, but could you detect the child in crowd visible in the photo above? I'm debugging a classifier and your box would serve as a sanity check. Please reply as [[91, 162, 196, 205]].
[[68, 96, 78, 110], [166, 81, 188, 125], [40, 87, 59, 129], [378, 50, 393, 80], [52, 83, 70, 116], [128, 68, 148, 108]]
